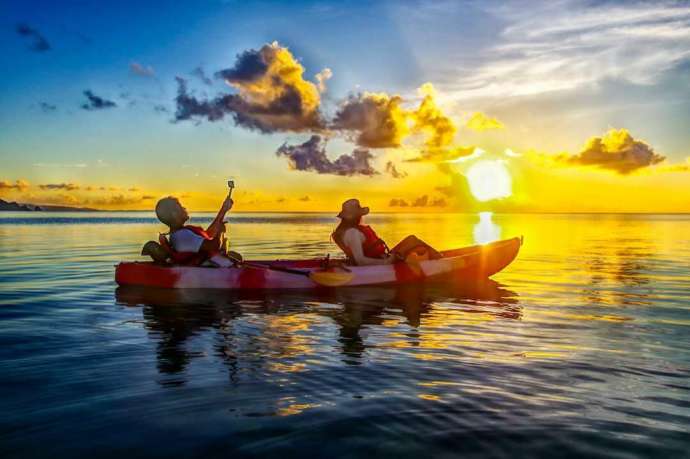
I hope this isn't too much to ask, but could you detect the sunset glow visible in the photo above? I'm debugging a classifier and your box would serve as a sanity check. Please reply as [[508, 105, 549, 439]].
[[1, 1, 688, 213], [466, 161, 512, 202]]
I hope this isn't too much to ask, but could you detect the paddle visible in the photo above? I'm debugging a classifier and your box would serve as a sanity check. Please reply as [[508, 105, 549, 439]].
[[221, 179, 352, 286], [225, 253, 354, 287]]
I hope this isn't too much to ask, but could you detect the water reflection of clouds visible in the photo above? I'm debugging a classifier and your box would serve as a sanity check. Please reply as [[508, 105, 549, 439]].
[[581, 239, 656, 307]]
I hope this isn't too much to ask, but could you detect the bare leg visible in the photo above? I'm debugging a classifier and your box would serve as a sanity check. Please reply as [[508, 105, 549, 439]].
[[390, 235, 443, 260]]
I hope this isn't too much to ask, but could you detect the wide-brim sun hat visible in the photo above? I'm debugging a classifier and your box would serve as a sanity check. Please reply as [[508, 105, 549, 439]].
[[337, 198, 369, 219]]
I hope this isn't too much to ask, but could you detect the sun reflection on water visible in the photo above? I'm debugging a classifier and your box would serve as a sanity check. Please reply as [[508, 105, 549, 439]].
[[473, 211, 501, 245]]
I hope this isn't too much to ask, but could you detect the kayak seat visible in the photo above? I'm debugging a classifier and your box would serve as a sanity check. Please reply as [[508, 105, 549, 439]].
[[156, 234, 207, 266]]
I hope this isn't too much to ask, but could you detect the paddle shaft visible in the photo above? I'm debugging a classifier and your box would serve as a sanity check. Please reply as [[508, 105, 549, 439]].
[[226, 255, 312, 278]]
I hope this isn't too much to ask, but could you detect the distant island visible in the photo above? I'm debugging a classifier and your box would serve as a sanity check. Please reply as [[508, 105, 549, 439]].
[[0, 199, 97, 212]]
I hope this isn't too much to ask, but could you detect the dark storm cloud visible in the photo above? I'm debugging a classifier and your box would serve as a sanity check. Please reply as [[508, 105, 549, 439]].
[[81, 90, 117, 110], [16, 23, 50, 52], [275, 135, 378, 176]]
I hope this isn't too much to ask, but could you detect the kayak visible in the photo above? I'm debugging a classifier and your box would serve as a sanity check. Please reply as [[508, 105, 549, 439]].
[[115, 236, 522, 290]]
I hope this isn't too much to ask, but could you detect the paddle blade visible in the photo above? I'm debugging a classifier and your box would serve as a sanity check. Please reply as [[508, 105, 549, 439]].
[[309, 270, 354, 287]]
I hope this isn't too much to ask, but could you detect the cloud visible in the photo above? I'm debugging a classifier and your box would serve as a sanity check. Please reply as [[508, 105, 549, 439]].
[[412, 83, 457, 152], [557, 129, 665, 174], [434, 164, 476, 209], [276, 135, 378, 176], [0, 179, 30, 192], [153, 104, 169, 113], [332, 92, 408, 148], [130, 62, 155, 77], [405, 145, 476, 163], [39, 183, 79, 191], [332, 83, 461, 157], [389, 195, 447, 207], [81, 90, 117, 110], [440, 2, 690, 101], [465, 112, 504, 131], [445, 147, 485, 164], [385, 161, 408, 178], [504, 148, 521, 158], [23, 188, 155, 208], [175, 42, 324, 132], [658, 157, 690, 173], [36, 194, 81, 205], [128, 187, 140, 192], [315, 68, 333, 93], [33, 162, 87, 168], [91, 194, 154, 206], [172, 46, 468, 169], [411, 195, 447, 207], [191, 66, 213, 85], [40, 102, 57, 112], [16, 23, 50, 52], [299, 195, 311, 201]]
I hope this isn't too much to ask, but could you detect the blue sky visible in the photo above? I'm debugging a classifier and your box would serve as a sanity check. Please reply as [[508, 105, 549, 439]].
[[1, 0, 689, 211]]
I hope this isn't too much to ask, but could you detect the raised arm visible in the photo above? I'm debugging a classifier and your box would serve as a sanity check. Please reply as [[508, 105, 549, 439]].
[[205, 194, 233, 239]]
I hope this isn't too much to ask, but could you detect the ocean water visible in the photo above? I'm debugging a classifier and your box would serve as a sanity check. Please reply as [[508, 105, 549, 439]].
[[1, 212, 689, 458]]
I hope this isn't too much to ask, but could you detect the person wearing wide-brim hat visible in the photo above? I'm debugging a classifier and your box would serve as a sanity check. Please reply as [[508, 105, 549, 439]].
[[331, 198, 442, 266]]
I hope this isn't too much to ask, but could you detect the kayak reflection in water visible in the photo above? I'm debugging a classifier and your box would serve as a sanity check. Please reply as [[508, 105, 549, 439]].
[[141, 194, 239, 267], [331, 198, 443, 266], [115, 281, 520, 382]]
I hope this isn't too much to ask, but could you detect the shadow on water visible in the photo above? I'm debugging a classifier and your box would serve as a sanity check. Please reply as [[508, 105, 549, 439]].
[[115, 281, 520, 384]]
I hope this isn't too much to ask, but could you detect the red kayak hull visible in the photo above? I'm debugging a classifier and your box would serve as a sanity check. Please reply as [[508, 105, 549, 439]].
[[115, 237, 522, 290]]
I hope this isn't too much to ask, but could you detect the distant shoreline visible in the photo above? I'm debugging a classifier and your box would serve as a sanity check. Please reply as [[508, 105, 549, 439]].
[[0, 199, 97, 212], [2, 199, 689, 215]]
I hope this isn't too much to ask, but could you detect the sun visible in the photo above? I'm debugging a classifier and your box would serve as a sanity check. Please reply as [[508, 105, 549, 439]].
[[466, 160, 512, 202]]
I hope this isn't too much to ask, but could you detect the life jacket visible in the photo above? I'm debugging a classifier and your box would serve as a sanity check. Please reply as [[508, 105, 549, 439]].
[[158, 225, 215, 266], [333, 225, 388, 261]]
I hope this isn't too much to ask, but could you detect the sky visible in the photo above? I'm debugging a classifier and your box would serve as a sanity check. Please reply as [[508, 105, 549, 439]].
[[1, 0, 689, 212]]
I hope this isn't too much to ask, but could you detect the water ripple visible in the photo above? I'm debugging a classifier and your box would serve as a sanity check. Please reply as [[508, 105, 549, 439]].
[[1, 213, 690, 457]]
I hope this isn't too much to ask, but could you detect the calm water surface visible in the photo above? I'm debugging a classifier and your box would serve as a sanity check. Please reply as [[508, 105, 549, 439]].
[[1, 212, 689, 458]]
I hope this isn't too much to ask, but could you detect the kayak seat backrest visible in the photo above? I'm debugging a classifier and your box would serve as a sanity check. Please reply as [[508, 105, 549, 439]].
[[158, 233, 206, 266]]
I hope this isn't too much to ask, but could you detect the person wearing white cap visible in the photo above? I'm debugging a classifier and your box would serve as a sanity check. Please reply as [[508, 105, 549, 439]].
[[331, 198, 442, 266]]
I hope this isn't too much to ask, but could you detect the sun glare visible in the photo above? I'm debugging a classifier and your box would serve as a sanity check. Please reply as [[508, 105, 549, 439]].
[[473, 211, 501, 244], [466, 160, 512, 202]]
